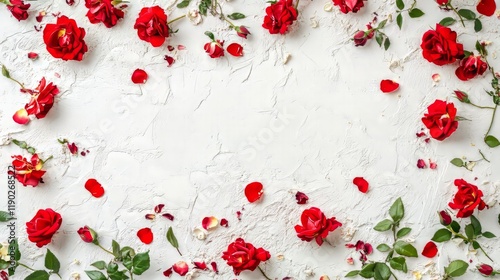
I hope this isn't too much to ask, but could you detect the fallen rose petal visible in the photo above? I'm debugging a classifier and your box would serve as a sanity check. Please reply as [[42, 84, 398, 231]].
[[416, 132, 426, 138], [163, 267, 173, 277], [131, 69, 148, 84], [417, 159, 427, 169], [245, 182, 264, 203], [295, 191, 309, 204], [178, 45, 186, 50], [432, 73, 441, 82], [193, 261, 207, 270], [154, 204, 165, 213], [36, 11, 46, 22], [320, 276, 330, 280], [137, 227, 154, 244], [429, 159, 437, 170], [210, 262, 218, 273], [145, 214, 156, 220], [347, 257, 354, 265], [167, 45, 175, 52], [477, 0, 496, 16], [202, 216, 219, 230], [67, 142, 78, 155], [172, 261, 189, 276], [84, 179, 105, 198], [192, 226, 208, 240], [227, 43, 244, 57], [236, 211, 242, 220], [422, 241, 438, 258], [220, 218, 229, 227], [380, 80, 400, 93], [162, 213, 174, 221], [353, 177, 369, 193], [28, 52, 39, 60], [164, 55, 175, 67], [13, 108, 30, 125]]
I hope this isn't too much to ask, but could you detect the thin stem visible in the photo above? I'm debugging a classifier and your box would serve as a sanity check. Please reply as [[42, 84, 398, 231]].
[[97, 244, 115, 256], [478, 245, 494, 262], [485, 105, 498, 136], [295, 0, 300, 9], [18, 262, 35, 271], [167, 15, 186, 25], [215, 1, 236, 27], [447, 3, 465, 27], [257, 266, 272, 280], [391, 270, 399, 280], [129, 270, 134, 280], [8, 77, 25, 89], [176, 248, 183, 256], [469, 102, 495, 110], [54, 272, 62, 279], [479, 150, 490, 163]]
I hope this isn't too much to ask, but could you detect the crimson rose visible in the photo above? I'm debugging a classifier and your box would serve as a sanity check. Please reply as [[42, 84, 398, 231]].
[[26, 208, 62, 247], [85, 0, 125, 28], [333, 0, 365, 13], [294, 207, 342, 246], [262, 0, 298, 35], [11, 154, 46, 187], [449, 179, 487, 218], [134, 6, 169, 47], [421, 24, 464, 66], [222, 238, 271, 275], [455, 55, 488, 81], [7, 0, 30, 21], [204, 40, 224, 58], [421, 100, 458, 141], [43, 16, 88, 61]]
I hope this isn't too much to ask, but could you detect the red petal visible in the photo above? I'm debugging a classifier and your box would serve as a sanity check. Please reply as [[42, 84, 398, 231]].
[[295, 191, 309, 204], [154, 204, 165, 214], [28, 52, 39, 60], [137, 227, 154, 244], [163, 267, 173, 277], [236, 211, 242, 220], [167, 45, 175, 51], [227, 43, 244, 57], [416, 132, 426, 138], [193, 261, 207, 270], [353, 177, 369, 193], [178, 45, 186, 50], [164, 55, 175, 67], [13, 108, 30, 125], [172, 261, 189, 276], [202, 216, 219, 230], [162, 213, 174, 221], [245, 182, 264, 202], [477, 0, 496, 16], [429, 159, 437, 170], [417, 159, 427, 169], [85, 179, 105, 198], [210, 262, 218, 273], [220, 218, 229, 227], [131, 69, 148, 84], [380, 79, 400, 93], [422, 241, 438, 258]]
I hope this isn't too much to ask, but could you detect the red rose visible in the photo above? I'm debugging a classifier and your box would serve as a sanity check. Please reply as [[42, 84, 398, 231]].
[[43, 16, 88, 61], [11, 154, 46, 187], [85, 0, 125, 28], [477, 264, 494, 276], [13, 78, 59, 125], [222, 238, 270, 275], [262, 0, 298, 35], [134, 6, 169, 47], [353, 25, 374, 47], [7, 0, 30, 21], [235, 25, 251, 39], [333, 0, 365, 13], [204, 40, 225, 58], [294, 207, 342, 246], [436, 0, 449, 5], [455, 55, 488, 81], [0, 271, 7, 280], [26, 208, 62, 247], [421, 24, 464, 66], [449, 179, 487, 218], [77, 226, 99, 244], [421, 100, 458, 141]]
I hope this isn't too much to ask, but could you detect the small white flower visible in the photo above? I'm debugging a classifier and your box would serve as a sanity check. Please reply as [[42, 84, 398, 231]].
[[187, 10, 203, 25]]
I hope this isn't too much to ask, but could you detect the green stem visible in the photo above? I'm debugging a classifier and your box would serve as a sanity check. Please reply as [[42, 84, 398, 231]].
[[167, 15, 186, 25], [391, 270, 399, 280], [447, 3, 465, 27], [18, 262, 35, 271], [129, 270, 134, 280], [8, 77, 25, 89], [478, 245, 494, 262], [176, 247, 183, 256], [295, 0, 300, 9], [478, 150, 490, 163], [485, 105, 498, 136], [257, 266, 272, 280], [469, 102, 495, 110], [215, 1, 236, 27], [97, 244, 115, 256]]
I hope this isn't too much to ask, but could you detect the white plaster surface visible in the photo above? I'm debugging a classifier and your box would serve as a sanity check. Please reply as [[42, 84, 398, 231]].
[[1, 0, 500, 279]]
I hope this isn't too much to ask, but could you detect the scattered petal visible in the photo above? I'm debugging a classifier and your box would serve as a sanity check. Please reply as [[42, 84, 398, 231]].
[[172, 261, 189, 276], [154, 204, 165, 214], [201, 216, 219, 230], [320, 276, 330, 280], [432, 73, 441, 82], [178, 45, 186, 50], [245, 182, 264, 203], [416, 132, 426, 138], [236, 211, 242, 220], [417, 159, 427, 169], [220, 218, 229, 227], [227, 43, 244, 57], [193, 261, 207, 270], [353, 177, 369, 193], [131, 69, 148, 84], [422, 241, 438, 258], [13, 108, 30, 125], [163, 267, 173, 277], [429, 159, 437, 170], [380, 79, 400, 93], [210, 262, 218, 273], [295, 191, 309, 204], [137, 227, 154, 244], [347, 257, 354, 265], [193, 226, 208, 240], [85, 179, 105, 198], [162, 213, 174, 221], [477, 0, 496, 16], [28, 52, 39, 60], [36, 11, 46, 22], [164, 55, 175, 67], [145, 214, 156, 220], [167, 45, 175, 52]]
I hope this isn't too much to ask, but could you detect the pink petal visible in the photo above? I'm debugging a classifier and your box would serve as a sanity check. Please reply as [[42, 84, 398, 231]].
[[245, 182, 264, 203], [220, 218, 229, 227], [172, 261, 189, 276], [193, 261, 207, 270], [429, 159, 437, 170], [227, 43, 244, 57], [131, 69, 148, 84], [417, 159, 427, 169], [422, 241, 438, 258], [13, 108, 30, 125], [432, 73, 441, 82], [380, 80, 400, 93], [295, 191, 309, 204], [85, 179, 105, 198], [154, 204, 165, 214], [353, 177, 369, 193], [162, 213, 174, 221], [137, 227, 154, 244], [201, 216, 219, 230], [178, 45, 186, 50]]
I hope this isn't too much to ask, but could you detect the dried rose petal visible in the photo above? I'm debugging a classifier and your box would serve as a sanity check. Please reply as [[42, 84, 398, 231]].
[[295, 191, 309, 204], [28, 52, 39, 60], [220, 218, 229, 227], [172, 261, 189, 276], [162, 213, 174, 221], [346, 257, 354, 265], [353, 177, 369, 193], [13, 108, 30, 125], [380, 79, 400, 93], [36, 11, 46, 22], [417, 159, 427, 169], [201, 216, 219, 230], [154, 204, 165, 214], [416, 132, 426, 138], [163, 267, 173, 277], [320, 276, 330, 280], [432, 73, 441, 82], [193, 261, 207, 270], [429, 159, 437, 170], [66, 0, 75, 6], [131, 69, 148, 84], [167, 45, 175, 52], [236, 211, 242, 220], [210, 262, 218, 273], [145, 214, 156, 220], [85, 179, 105, 198], [137, 227, 154, 244], [422, 241, 438, 258], [164, 55, 175, 67], [67, 142, 78, 155], [227, 43, 244, 57], [477, 0, 496, 16], [245, 182, 264, 203], [178, 45, 186, 50]]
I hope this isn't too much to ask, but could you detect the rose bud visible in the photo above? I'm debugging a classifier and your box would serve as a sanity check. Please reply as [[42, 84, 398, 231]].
[[454, 90, 470, 103], [438, 210, 452, 226], [77, 226, 99, 244], [477, 264, 494, 276], [235, 26, 251, 39], [436, 0, 449, 5], [353, 31, 369, 47]]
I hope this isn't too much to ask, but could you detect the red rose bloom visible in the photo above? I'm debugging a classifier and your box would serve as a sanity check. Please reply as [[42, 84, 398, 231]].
[[204, 40, 225, 58], [477, 264, 494, 276], [7, 0, 30, 21], [449, 179, 487, 218], [77, 226, 99, 244], [421, 100, 458, 141], [455, 55, 488, 81], [436, 0, 449, 5], [43, 16, 88, 61], [26, 208, 62, 247], [222, 238, 271, 276], [134, 6, 169, 47], [353, 25, 374, 47], [421, 24, 464, 66], [333, 0, 365, 13], [262, 0, 298, 35], [11, 154, 46, 187], [85, 0, 125, 28], [294, 207, 342, 246], [13, 78, 59, 125]]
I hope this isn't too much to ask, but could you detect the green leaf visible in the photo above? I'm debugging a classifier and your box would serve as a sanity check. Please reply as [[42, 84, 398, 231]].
[[390, 257, 408, 273], [439, 17, 456, 26], [359, 263, 376, 278], [166, 227, 179, 249], [176, 0, 190, 8], [474, 19, 482, 32], [204, 31, 215, 41], [374, 219, 393, 232], [396, 13, 403, 29], [465, 224, 475, 240], [85, 270, 108, 280], [450, 221, 460, 233], [0, 260, 9, 270], [470, 215, 482, 235], [0, 211, 14, 222], [485, 135, 500, 147], [408, 8, 424, 18], [458, 9, 476, 20], [44, 249, 60, 273], [132, 251, 150, 275], [112, 240, 121, 259], [375, 32, 383, 47], [345, 270, 360, 277], [107, 270, 128, 280], [378, 19, 388, 29], [396, 0, 405, 10], [394, 240, 418, 257], [120, 246, 135, 260], [11, 139, 27, 149], [432, 228, 452, 242], [445, 260, 469, 277], [472, 241, 480, 249], [389, 197, 404, 222], [26, 147, 36, 154], [376, 244, 392, 252], [91, 261, 107, 270], [227, 13, 245, 20], [397, 227, 412, 239], [450, 158, 464, 167], [25, 270, 50, 280], [384, 37, 391, 50], [374, 263, 391, 280], [482, 231, 496, 238], [1, 65, 10, 78]]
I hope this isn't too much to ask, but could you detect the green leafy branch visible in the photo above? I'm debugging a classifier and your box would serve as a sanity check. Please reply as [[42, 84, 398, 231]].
[[438, 1, 483, 32], [443, 260, 469, 279], [395, 0, 425, 29], [450, 150, 489, 171]]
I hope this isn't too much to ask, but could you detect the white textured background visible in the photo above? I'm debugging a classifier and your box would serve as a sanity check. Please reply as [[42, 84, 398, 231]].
[[1, 0, 500, 279]]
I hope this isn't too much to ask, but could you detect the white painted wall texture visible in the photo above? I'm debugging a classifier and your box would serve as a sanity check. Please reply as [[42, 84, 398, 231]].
[[1, 0, 500, 279]]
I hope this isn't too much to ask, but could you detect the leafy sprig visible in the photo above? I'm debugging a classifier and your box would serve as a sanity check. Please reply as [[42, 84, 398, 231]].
[[395, 0, 425, 29]]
